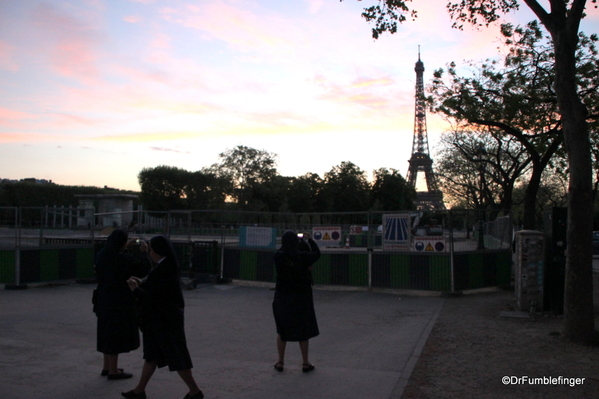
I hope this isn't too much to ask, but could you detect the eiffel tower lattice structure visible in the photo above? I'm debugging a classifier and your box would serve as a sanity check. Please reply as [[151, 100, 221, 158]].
[[407, 51, 445, 210]]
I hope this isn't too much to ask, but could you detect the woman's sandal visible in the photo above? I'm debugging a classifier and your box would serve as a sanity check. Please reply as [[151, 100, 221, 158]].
[[101, 368, 123, 376], [302, 363, 315, 373], [274, 362, 284, 372]]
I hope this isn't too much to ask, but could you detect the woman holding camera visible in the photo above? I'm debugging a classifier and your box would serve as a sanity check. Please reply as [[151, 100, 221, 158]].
[[95, 229, 150, 379], [272, 230, 321, 373], [122, 235, 203, 399]]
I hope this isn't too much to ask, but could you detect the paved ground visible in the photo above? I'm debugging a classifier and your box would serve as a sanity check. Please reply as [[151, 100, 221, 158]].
[[402, 276, 599, 398], [0, 282, 443, 399]]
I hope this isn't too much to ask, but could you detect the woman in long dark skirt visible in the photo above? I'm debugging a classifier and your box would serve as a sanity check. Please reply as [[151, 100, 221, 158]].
[[272, 230, 321, 372], [95, 229, 151, 379], [122, 235, 203, 399]]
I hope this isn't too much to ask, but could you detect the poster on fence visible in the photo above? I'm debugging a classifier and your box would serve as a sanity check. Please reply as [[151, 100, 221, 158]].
[[382, 213, 411, 251], [312, 226, 342, 247], [239, 226, 277, 249], [412, 237, 447, 252]]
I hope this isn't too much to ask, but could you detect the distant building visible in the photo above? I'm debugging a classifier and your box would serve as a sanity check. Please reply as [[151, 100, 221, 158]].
[[21, 178, 54, 184], [0, 178, 53, 184], [75, 194, 138, 228]]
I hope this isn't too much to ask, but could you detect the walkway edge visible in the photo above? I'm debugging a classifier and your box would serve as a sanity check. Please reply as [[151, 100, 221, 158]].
[[389, 297, 445, 398]]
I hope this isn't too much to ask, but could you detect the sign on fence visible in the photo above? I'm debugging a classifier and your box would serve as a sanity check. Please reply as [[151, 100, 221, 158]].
[[412, 237, 447, 252], [239, 226, 277, 249], [382, 213, 411, 251], [312, 226, 342, 246]]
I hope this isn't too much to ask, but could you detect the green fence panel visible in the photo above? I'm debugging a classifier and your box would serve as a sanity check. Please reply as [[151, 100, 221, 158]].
[[223, 249, 241, 280], [496, 251, 512, 285], [40, 250, 60, 281], [239, 250, 258, 280], [312, 254, 331, 284], [76, 248, 95, 279], [348, 254, 368, 286], [429, 255, 451, 291], [468, 253, 485, 288], [389, 254, 410, 288], [0, 250, 15, 284]]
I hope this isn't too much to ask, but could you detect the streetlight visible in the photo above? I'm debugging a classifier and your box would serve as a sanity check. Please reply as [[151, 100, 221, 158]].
[[475, 145, 487, 250]]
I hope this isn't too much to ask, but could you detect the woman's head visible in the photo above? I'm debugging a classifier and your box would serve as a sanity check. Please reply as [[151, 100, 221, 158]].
[[150, 235, 171, 257], [149, 235, 179, 267], [281, 230, 299, 252], [106, 229, 128, 252]]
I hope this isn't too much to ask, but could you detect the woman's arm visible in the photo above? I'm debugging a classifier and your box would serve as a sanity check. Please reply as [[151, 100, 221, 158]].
[[300, 236, 321, 265]]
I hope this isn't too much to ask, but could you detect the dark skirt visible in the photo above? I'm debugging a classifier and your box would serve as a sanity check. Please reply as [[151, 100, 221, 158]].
[[273, 290, 319, 342], [97, 309, 140, 354], [142, 319, 193, 371]]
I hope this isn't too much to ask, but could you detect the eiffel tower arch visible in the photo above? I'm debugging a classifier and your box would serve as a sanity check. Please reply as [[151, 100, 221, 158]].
[[407, 51, 445, 210]]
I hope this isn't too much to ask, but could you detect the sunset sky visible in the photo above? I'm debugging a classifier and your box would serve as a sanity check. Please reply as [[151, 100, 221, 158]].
[[1, 0, 598, 191]]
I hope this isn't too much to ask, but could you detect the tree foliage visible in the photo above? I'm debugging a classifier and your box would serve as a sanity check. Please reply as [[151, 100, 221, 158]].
[[211, 145, 279, 208], [371, 168, 416, 210], [136, 148, 416, 213], [512, 171, 568, 226], [430, 22, 599, 229], [435, 129, 531, 210], [138, 166, 226, 212], [321, 161, 371, 212], [138, 166, 188, 211], [429, 21, 574, 228], [348, 0, 599, 343], [286, 173, 324, 213]]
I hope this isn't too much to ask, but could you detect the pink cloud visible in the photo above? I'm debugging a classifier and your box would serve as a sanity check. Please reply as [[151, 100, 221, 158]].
[[51, 113, 99, 128], [112, 64, 170, 85], [0, 107, 35, 120], [30, 2, 104, 84], [0, 107, 42, 131], [150, 31, 171, 50], [91, 131, 200, 143], [160, 2, 293, 55], [124, 15, 144, 24], [0, 41, 18, 71], [150, 146, 191, 154], [0, 131, 58, 143], [349, 76, 394, 89], [0, 132, 28, 143], [315, 75, 400, 111], [307, 0, 325, 14], [243, 110, 322, 129]]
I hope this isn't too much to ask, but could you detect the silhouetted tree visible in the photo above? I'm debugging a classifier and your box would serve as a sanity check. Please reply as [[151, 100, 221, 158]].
[[347, 0, 598, 343], [320, 161, 370, 212], [287, 173, 324, 213], [370, 168, 416, 210], [211, 145, 279, 209], [138, 166, 187, 211]]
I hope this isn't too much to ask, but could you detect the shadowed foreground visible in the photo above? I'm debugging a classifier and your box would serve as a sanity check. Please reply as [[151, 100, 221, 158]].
[[0, 282, 442, 399]]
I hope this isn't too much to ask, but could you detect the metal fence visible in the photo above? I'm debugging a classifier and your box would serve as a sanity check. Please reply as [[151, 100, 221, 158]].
[[0, 206, 512, 252], [0, 206, 514, 290]]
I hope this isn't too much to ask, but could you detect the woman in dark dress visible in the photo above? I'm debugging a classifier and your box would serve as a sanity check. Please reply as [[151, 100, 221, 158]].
[[122, 235, 203, 399], [95, 229, 151, 379], [272, 230, 321, 373]]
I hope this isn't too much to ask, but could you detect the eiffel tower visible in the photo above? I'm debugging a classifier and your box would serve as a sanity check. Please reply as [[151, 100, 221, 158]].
[[407, 50, 445, 210]]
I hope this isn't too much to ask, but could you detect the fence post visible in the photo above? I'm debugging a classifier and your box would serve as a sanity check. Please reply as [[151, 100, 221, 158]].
[[449, 210, 455, 294], [219, 211, 226, 281], [6, 207, 27, 290], [367, 247, 373, 291], [187, 211, 192, 243], [167, 210, 171, 237], [38, 208, 43, 246]]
